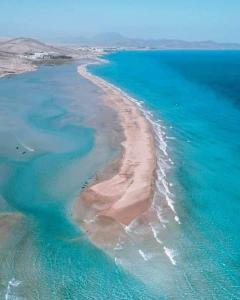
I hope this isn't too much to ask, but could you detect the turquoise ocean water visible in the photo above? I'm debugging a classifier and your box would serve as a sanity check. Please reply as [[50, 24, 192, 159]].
[[1, 51, 240, 299], [91, 51, 240, 299]]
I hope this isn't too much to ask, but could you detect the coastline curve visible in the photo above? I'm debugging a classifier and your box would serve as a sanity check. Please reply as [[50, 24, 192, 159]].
[[73, 61, 157, 229]]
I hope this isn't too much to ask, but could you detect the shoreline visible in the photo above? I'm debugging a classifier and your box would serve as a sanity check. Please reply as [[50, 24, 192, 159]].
[[0, 64, 36, 79], [73, 61, 157, 228]]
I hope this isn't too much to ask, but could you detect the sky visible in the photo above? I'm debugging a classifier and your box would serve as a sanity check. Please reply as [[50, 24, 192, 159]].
[[0, 0, 239, 43]]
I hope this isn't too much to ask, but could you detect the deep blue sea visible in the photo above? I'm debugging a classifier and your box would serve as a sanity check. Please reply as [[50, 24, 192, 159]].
[[91, 51, 240, 299]]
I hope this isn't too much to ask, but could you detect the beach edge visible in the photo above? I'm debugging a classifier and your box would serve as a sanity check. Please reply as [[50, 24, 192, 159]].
[[73, 60, 157, 231]]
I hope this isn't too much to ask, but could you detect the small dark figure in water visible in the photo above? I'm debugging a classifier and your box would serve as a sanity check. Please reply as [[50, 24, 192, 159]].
[[22, 151, 26, 155], [16, 146, 19, 150]]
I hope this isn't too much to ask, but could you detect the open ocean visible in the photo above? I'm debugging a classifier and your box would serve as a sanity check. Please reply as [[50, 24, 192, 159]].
[[91, 50, 240, 299], [0, 50, 240, 299]]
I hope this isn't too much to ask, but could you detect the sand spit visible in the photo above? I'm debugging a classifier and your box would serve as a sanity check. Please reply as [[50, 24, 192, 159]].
[[73, 63, 156, 230]]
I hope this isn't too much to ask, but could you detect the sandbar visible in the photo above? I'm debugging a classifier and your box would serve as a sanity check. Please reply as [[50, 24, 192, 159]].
[[73, 63, 156, 227]]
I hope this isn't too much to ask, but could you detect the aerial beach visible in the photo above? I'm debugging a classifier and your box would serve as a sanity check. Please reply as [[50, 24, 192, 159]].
[[74, 63, 156, 229], [1, 2, 240, 295]]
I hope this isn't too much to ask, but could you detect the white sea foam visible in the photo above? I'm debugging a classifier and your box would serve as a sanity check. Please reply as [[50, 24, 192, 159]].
[[5, 278, 22, 300], [162, 178, 171, 195], [138, 249, 153, 261], [156, 166, 166, 178], [150, 224, 162, 244], [114, 257, 122, 265], [124, 218, 138, 234], [155, 206, 169, 226], [114, 238, 125, 251], [175, 215, 181, 224], [163, 246, 177, 265], [165, 195, 176, 214], [114, 243, 123, 251]]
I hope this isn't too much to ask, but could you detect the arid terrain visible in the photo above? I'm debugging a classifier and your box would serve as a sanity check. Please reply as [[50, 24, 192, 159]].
[[0, 37, 102, 78]]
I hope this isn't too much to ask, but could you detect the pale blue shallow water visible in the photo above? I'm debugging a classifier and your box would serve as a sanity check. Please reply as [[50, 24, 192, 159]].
[[91, 51, 240, 299], [0, 63, 160, 299]]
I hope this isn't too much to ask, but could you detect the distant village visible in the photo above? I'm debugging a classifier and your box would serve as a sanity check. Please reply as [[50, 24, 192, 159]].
[[21, 51, 72, 61], [19, 47, 114, 63]]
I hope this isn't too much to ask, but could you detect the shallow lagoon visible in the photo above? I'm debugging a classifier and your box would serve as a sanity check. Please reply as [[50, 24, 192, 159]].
[[0, 63, 159, 299]]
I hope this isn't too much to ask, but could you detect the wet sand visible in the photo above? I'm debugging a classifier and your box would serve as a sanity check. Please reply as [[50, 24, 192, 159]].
[[0, 213, 22, 241], [73, 63, 156, 228]]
